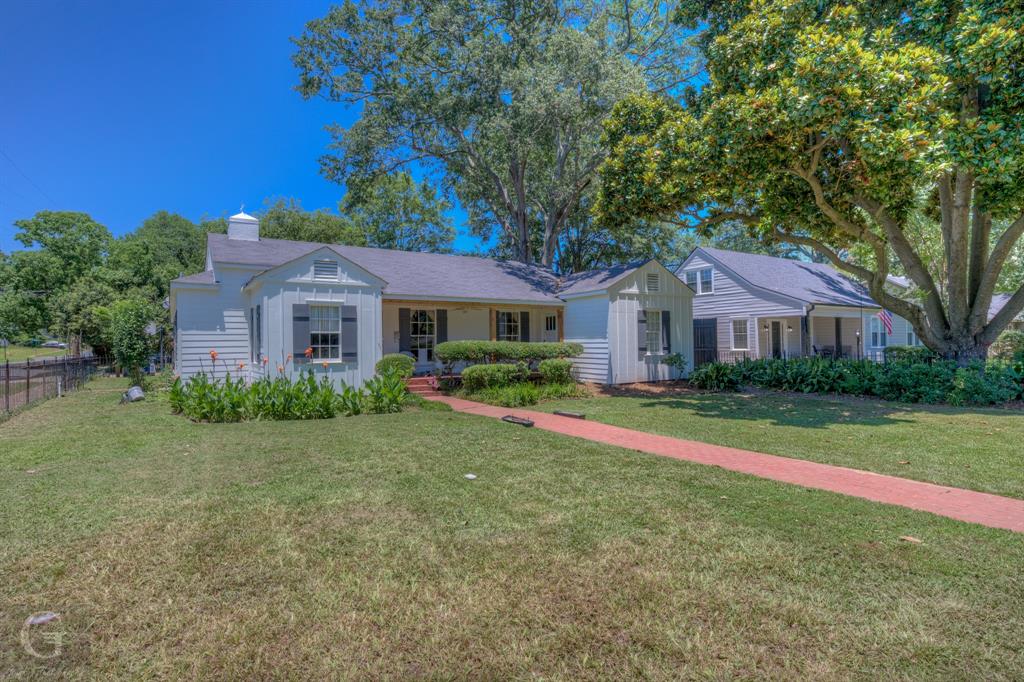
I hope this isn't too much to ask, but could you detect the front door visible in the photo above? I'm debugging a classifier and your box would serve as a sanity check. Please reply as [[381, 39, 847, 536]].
[[543, 314, 558, 342], [693, 318, 718, 366], [410, 309, 436, 369], [770, 320, 783, 358]]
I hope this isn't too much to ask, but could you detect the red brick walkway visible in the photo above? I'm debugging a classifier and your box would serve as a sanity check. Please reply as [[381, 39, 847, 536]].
[[430, 395, 1024, 533]]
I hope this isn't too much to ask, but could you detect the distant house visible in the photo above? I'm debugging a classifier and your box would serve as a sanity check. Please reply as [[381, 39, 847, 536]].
[[169, 211, 694, 386], [677, 247, 925, 365]]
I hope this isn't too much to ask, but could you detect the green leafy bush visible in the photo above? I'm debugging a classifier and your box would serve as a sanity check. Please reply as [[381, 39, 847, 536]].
[[170, 368, 408, 422], [364, 369, 408, 413], [990, 330, 1024, 363], [109, 298, 153, 384], [435, 340, 583, 364], [884, 345, 937, 364], [538, 358, 574, 384], [461, 362, 529, 391], [689, 362, 740, 391], [948, 363, 1021, 406], [474, 382, 540, 407], [660, 353, 689, 374], [375, 353, 414, 379]]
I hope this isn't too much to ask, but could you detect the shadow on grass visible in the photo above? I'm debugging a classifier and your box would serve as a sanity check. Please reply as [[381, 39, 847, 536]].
[[635, 392, 918, 429]]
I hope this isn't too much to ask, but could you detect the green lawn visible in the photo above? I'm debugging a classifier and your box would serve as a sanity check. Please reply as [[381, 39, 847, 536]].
[[2, 345, 68, 363], [538, 390, 1024, 499], [2, 378, 1023, 678]]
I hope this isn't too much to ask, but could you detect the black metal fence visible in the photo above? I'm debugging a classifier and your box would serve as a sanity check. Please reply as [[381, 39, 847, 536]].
[[1, 355, 104, 417], [698, 348, 888, 367]]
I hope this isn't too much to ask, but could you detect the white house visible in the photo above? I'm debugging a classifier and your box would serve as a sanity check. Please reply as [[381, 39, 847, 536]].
[[677, 247, 924, 364], [169, 211, 694, 386]]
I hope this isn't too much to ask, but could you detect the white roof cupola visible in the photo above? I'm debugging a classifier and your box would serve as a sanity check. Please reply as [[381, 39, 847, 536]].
[[227, 207, 259, 241]]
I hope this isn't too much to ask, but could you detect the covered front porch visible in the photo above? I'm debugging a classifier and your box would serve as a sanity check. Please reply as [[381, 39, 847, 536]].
[[382, 300, 564, 373], [714, 307, 880, 363]]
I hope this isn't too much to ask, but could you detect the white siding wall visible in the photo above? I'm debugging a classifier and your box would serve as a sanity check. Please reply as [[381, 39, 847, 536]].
[[607, 262, 694, 384], [174, 267, 259, 379], [563, 295, 611, 383], [680, 252, 804, 357]]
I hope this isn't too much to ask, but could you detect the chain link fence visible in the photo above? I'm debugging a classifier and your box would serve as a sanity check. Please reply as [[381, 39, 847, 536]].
[[1, 355, 105, 418]]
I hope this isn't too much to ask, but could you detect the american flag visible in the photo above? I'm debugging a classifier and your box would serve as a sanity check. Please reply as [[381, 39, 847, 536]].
[[877, 309, 893, 335]]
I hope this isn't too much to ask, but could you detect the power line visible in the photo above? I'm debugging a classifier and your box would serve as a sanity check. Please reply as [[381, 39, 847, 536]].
[[0, 146, 56, 205]]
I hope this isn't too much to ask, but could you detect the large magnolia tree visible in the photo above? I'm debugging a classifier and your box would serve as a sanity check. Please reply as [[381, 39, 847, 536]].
[[597, 0, 1024, 362], [292, 0, 696, 267]]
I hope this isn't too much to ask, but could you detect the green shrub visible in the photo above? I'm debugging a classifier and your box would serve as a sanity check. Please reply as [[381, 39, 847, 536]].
[[689, 362, 739, 391], [537, 381, 586, 400], [461, 362, 529, 391], [435, 340, 583, 364], [660, 353, 689, 374], [538, 358, 574, 384], [474, 382, 540, 407], [884, 345, 937, 364], [364, 368, 408, 413], [948, 363, 1020, 406], [375, 353, 414, 379], [990, 330, 1024, 363], [170, 367, 408, 422]]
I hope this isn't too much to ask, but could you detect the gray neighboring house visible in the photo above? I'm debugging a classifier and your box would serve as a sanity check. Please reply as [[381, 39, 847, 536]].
[[169, 211, 694, 387], [677, 247, 926, 364]]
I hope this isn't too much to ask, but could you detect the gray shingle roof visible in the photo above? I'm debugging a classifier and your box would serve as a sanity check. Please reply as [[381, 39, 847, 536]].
[[201, 233, 563, 303], [557, 261, 647, 296], [171, 269, 216, 285], [691, 247, 877, 307]]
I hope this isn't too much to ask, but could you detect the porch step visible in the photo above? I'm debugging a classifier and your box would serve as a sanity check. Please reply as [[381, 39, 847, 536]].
[[406, 377, 440, 396]]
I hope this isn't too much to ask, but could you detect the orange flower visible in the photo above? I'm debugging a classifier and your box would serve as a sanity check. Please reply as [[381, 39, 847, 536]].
[[321, 361, 329, 369], [209, 350, 218, 361], [238, 362, 246, 370], [304, 346, 314, 359], [286, 353, 292, 361], [262, 357, 269, 366], [277, 364, 284, 373]]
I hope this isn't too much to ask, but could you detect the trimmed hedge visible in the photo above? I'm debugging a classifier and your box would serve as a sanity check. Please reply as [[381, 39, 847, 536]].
[[883, 345, 937, 364], [376, 353, 414, 379], [538, 358, 574, 384], [461, 362, 529, 391], [691, 357, 1024, 406], [435, 340, 583, 364]]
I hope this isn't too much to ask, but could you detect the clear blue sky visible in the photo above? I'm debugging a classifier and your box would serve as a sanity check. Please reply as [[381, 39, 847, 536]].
[[0, 0, 477, 254]]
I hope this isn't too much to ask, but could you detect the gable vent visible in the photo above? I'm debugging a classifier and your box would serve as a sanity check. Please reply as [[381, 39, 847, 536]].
[[314, 260, 339, 282], [646, 272, 661, 292]]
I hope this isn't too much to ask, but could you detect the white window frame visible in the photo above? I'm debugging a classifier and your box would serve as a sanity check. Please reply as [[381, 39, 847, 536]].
[[646, 272, 661, 292], [313, 260, 339, 282], [869, 317, 888, 348], [684, 267, 714, 295], [309, 304, 341, 360], [497, 311, 521, 341], [645, 309, 662, 356], [410, 309, 436, 361], [731, 318, 750, 351]]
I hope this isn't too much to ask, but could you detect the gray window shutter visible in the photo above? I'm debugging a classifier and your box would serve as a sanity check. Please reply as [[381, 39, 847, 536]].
[[520, 311, 530, 341], [399, 308, 411, 352], [637, 309, 647, 358], [341, 305, 358, 362], [436, 309, 447, 344], [661, 310, 671, 353], [292, 304, 309, 365]]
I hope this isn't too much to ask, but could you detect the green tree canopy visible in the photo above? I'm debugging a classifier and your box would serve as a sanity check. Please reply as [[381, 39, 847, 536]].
[[341, 173, 455, 252], [293, 0, 697, 266], [14, 211, 111, 289], [598, 0, 1024, 361], [257, 198, 366, 245]]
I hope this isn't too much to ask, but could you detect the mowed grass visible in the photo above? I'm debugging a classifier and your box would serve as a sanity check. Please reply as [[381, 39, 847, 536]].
[[2, 345, 68, 363], [2, 379, 1023, 679], [538, 390, 1024, 499]]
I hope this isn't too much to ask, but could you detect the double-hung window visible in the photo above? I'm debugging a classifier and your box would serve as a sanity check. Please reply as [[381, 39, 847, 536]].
[[869, 318, 887, 348], [907, 329, 922, 347], [410, 309, 436, 361], [731, 319, 749, 350], [497, 311, 521, 341], [309, 305, 341, 360], [645, 310, 661, 354], [684, 268, 714, 295]]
